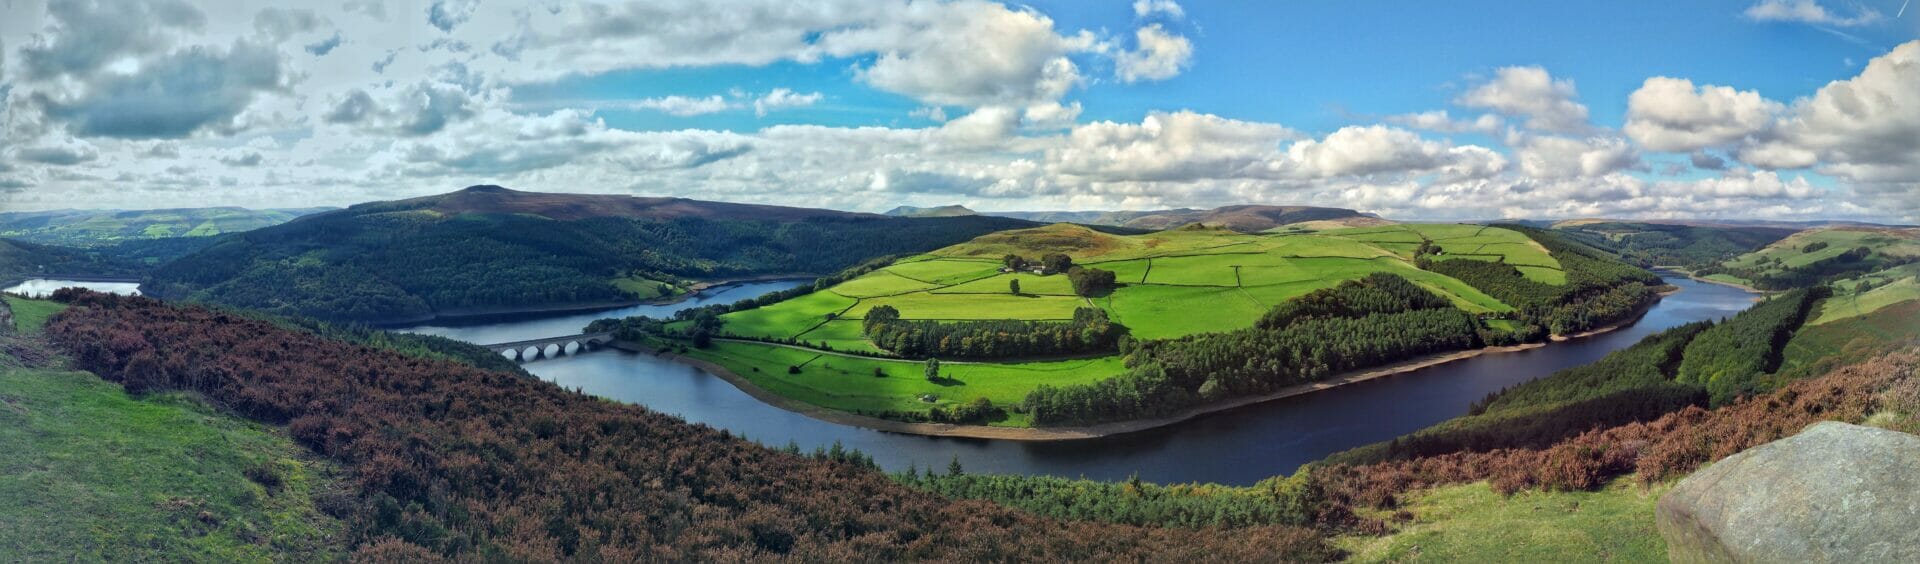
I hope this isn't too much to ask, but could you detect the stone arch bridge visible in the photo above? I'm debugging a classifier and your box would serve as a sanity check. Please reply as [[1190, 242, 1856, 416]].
[[483, 331, 615, 362]]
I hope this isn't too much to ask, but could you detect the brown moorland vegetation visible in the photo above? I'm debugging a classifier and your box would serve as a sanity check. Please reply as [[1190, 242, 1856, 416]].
[[1313, 349, 1919, 512], [43, 291, 1335, 561]]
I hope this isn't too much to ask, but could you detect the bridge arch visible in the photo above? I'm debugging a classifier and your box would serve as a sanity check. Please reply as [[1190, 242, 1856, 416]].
[[564, 341, 581, 355], [522, 345, 541, 360], [501, 348, 519, 361]]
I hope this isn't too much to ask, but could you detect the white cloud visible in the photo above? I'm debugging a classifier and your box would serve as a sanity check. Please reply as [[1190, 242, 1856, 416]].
[[1750, 40, 1920, 215], [1386, 110, 1504, 134], [631, 95, 733, 117], [1511, 134, 1640, 179], [753, 89, 823, 116], [1743, 0, 1881, 26], [1114, 24, 1193, 83], [1133, 0, 1185, 19], [1456, 66, 1591, 133], [1625, 77, 1782, 152]]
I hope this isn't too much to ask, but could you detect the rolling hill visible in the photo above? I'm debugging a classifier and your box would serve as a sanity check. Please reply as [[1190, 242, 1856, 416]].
[[0, 239, 147, 287], [618, 222, 1659, 429], [142, 186, 1040, 324], [883, 204, 978, 217], [0, 207, 328, 246], [1694, 227, 1920, 290]]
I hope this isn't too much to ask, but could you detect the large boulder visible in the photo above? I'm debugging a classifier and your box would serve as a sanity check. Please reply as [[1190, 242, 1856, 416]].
[[1657, 421, 1920, 563]]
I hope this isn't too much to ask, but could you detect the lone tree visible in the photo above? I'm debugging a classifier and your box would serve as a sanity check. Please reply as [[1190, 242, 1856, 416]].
[[1009, 279, 1021, 295], [947, 455, 964, 477], [924, 358, 941, 382]]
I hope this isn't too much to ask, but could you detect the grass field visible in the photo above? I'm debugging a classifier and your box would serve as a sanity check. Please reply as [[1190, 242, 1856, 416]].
[[1806, 263, 1920, 326], [612, 275, 682, 299], [5, 296, 64, 332], [0, 366, 346, 561], [693, 222, 1566, 425], [1721, 228, 1920, 277], [1339, 478, 1668, 563], [679, 340, 1126, 427]]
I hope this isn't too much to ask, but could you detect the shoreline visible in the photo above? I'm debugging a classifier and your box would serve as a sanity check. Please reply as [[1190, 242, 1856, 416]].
[[639, 288, 1679, 441]]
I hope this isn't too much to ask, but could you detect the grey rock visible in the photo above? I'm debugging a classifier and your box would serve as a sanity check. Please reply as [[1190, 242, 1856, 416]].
[[1658, 421, 1920, 563]]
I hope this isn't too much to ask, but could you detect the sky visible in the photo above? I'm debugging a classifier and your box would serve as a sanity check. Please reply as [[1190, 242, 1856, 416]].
[[0, 0, 1916, 222]]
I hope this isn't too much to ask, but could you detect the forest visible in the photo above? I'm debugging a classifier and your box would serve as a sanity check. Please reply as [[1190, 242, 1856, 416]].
[[1675, 287, 1828, 404], [144, 198, 1037, 323], [1023, 274, 1482, 426], [0, 238, 149, 286], [861, 305, 1126, 359], [42, 291, 1336, 561]]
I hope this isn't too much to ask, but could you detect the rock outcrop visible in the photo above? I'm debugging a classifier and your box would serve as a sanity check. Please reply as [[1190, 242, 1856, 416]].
[[1657, 421, 1920, 563]]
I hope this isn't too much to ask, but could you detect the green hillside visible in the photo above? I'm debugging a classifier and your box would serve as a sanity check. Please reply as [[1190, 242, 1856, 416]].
[[0, 207, 326, 246], [612, 222, 1658, 428], [0, 239, 148, 286], [143, 186, 1041, 323], [1695, 227, 1920, 289]]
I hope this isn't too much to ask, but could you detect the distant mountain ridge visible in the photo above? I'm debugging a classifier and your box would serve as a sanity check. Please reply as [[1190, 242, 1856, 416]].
[[884, 203, 1390, 232], [0, 206, 330, 246], [145, 186, 1039, 323]]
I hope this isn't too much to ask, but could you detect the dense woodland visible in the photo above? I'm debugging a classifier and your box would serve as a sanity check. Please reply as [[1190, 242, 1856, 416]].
[[145, 201, 1035, 322], [44, 292, 1336, 561], [1675, 287, 1827, 404], [862, 305, 1126, 359], [1023, 274, 1482, 425], [0, 238, 148, 285], [1556, 223, 1794, 268], [1328, 286, 1832, 466]]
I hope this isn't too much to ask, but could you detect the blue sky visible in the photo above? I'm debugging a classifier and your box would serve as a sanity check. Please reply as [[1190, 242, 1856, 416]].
[[1, 0, 1916, 221]]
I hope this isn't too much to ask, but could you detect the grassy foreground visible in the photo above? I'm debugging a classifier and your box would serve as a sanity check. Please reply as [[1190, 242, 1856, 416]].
[[1339, 478, 1668, 563], [0, 366, 346, 561]]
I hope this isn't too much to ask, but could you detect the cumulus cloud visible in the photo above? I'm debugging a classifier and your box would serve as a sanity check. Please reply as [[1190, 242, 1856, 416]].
[[1510, 134, 1640, 179], [1743, 0, 1881, 26], [1456, 66, 1591, 133], [1133, 0, 1186, 19], [1625, 77, 1782, 152], [1386, 110, 1504, 134], [9, 135, 99, 165], [753, 89, 823, 116], [325, 81, 477, 136], [31, 40, 289, 139], [1114, 24, 1193, 83], [16, 0, 205, 80], [428, 0, 480, 33], [1749, 40, 1920, 214], [630, 95, 733, 117]]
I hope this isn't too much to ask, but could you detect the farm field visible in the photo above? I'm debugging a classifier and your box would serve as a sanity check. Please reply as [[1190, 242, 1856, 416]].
[[693, 222, 1575, 426], [676, 340, 1127, 427], [720, 223, 1532, 345]]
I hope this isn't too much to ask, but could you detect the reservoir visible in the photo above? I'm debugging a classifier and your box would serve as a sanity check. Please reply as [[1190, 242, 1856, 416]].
[[4, 278, 142, 298], [397, 273, 1758, 486]]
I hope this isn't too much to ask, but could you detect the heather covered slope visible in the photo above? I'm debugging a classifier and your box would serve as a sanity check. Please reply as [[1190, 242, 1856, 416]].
[[142, 186, 1039, 323], [42, 292, 1334, 561]]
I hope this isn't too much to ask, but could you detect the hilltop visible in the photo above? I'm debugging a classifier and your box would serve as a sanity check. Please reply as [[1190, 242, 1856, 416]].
[[921, 204, 1392, 232], [883, 204, 978, 218], [1693, 226, 1920, 290], [143, 186, 1038, 324]]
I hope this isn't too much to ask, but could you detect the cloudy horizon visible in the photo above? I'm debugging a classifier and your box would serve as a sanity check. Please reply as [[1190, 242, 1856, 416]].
[[1, 0, 1917, 223]]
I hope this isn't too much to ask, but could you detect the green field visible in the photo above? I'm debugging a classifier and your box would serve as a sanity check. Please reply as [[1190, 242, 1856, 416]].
[[0, 365, 346, 561], [679, 340, 1127, 427], [691, 222, 1572, 426], [1808, 264, 1920, 325], [1340, 478, 1668, 563], [5, 296, 64, 333], [1722, 228, 1920, 276]]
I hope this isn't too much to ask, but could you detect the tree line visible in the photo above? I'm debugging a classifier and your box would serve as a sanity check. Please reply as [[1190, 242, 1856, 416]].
[[861, 305, 1127, 359], [1676, 286, 1828, 405]]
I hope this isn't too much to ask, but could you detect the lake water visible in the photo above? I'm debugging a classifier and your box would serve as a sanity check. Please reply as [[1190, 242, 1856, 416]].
[[4, 279, 143, 298], [396, 273, 1757, 485]]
